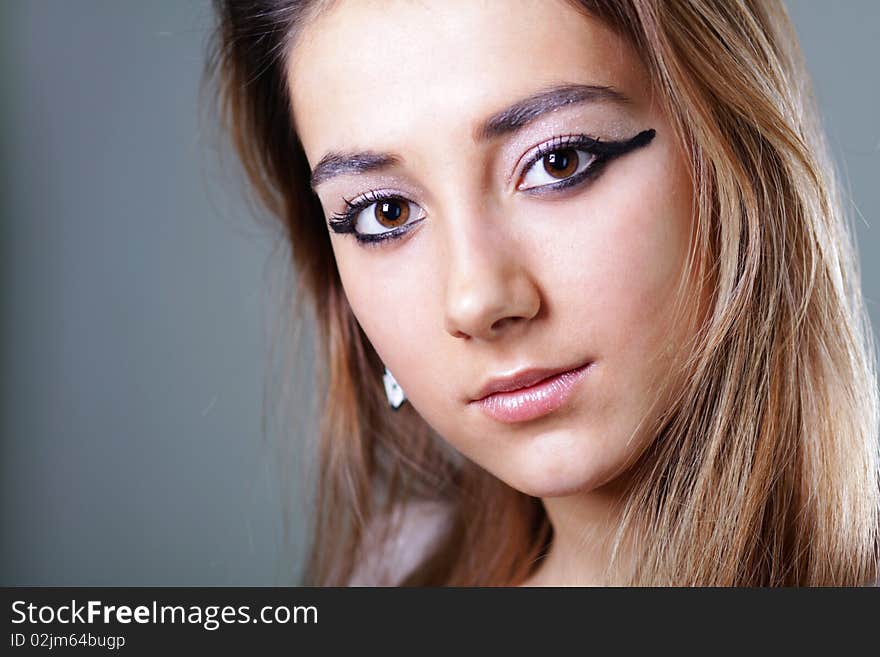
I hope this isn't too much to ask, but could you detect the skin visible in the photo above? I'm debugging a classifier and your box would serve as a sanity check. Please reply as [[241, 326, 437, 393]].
[[288, 0, 700, 585]]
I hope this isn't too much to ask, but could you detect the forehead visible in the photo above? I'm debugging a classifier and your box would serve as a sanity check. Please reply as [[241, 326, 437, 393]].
[[286, 0, 648, 161]]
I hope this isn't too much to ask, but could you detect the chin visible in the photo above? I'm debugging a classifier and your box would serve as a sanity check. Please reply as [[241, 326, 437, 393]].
[[499, 441, 625, 499], [511, 477, 600, 499]]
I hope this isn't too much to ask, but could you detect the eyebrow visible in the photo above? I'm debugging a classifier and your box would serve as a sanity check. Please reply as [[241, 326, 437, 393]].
[[309, 83, 631, 189]]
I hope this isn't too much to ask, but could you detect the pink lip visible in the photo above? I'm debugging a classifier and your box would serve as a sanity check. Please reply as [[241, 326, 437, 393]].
[[470, 362, 592, 423]]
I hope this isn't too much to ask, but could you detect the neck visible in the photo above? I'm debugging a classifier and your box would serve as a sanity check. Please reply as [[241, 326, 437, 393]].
[[520, 477, 633, 586]]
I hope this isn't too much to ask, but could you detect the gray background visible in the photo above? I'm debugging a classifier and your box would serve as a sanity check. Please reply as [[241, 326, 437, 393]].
[[1, 1, 877, 585]]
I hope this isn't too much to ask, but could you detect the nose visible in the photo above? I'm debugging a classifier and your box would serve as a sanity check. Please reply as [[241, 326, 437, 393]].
[[442, 209, 542, 341]]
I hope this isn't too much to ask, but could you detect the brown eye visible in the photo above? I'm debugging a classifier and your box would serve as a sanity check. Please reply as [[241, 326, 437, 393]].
[[375, 199, 410, 228], [543, 148, 579, 179]]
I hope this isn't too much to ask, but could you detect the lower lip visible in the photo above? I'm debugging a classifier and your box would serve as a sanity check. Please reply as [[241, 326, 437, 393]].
[[472, 363, 592, 424]]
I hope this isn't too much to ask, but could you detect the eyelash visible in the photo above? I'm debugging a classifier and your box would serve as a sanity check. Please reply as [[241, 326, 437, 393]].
[[328, 129, 655, 247], [329, 189, 421, 247], [519, 133, 610, 194]]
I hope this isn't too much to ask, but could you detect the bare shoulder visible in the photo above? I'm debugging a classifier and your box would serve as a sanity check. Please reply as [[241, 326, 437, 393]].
[[348, 499, 454, 586]]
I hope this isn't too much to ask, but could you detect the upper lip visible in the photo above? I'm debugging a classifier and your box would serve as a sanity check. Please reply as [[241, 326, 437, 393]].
[[470, 361, 590, 401]]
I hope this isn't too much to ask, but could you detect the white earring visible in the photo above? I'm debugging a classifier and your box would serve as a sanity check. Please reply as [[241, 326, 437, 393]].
[[383, 367, 407, 410]]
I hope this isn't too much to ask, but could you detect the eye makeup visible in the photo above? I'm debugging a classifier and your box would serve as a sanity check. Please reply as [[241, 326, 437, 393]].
[[516, 128, 656, 196], [328, 189, 427, 247], [327, 128, 656, 247]]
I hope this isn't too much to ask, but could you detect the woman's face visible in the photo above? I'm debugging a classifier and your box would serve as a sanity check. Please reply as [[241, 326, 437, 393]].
[[288, 0, 698, 497]]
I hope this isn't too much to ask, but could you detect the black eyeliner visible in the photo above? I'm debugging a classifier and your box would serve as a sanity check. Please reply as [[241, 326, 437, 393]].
[[525, 156, 612, 195], [328, 189, 407, 236], [327, 128, 657, 243], [351, 219, 425, 246], [328, 216, 356, 234], [518, 128, 656, 194], [595, 127, 656, 155]]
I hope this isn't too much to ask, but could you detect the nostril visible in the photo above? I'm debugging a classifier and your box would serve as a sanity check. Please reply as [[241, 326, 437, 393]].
[[490, 316, 520, 332]]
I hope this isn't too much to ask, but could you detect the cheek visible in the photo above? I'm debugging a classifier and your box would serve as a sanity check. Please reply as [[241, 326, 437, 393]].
[[598, 200, 690, 347], [582, 149, 692, 349], [333, 244, 438, 387]]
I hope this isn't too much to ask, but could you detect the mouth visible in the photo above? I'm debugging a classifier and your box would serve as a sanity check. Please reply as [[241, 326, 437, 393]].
[[469, 361, 593, 424]]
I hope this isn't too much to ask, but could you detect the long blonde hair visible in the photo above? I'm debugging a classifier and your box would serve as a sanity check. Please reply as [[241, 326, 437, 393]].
[[206, 0, 879, 585]]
